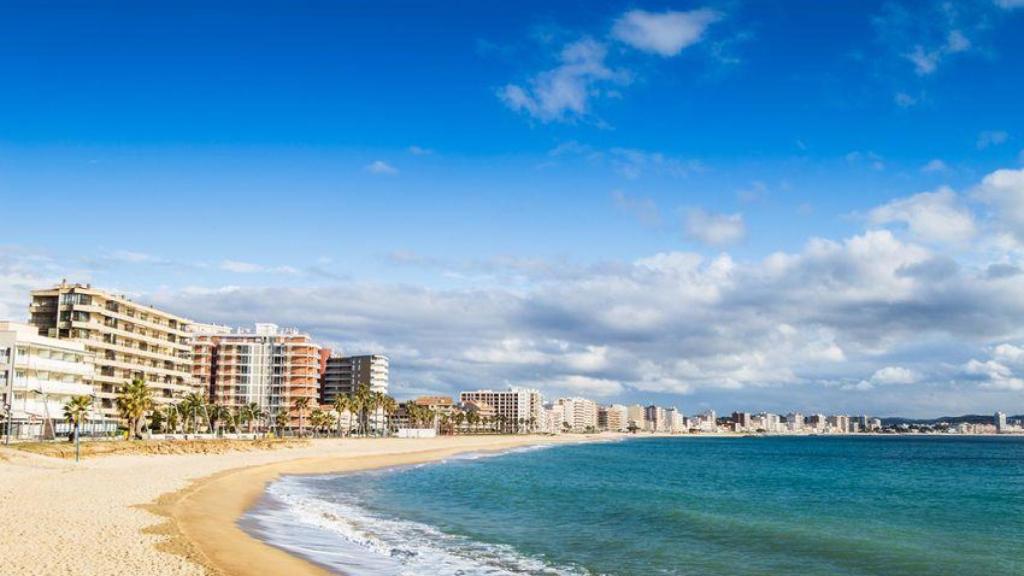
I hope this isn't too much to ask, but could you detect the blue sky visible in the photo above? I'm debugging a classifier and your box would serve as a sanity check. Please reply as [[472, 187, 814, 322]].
[[2, 1, 1024, 416]]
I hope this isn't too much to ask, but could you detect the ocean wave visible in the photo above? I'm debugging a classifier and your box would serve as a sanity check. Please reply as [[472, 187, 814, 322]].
[[244, 475, 595, 576]]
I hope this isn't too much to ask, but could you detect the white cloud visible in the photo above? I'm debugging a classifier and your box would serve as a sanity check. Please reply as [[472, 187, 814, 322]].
[[545, 375, 624, 397], [684, 209, 746, 246], [973, 168, 1024, 242], [906, 31, 970, 75], [366, 160, 398, 174], [611, 9, 721, 57], [408, 146, 432, 156], [977, 130, 1009, 149], [220, 260, 263, 273], [219, 260, 298, 275], [997, 0, 1024, 8], [867, 187, 976, 245], [499, 38, 629, 122], [921, 159, 948, 173], [871, 366, 917, 385]]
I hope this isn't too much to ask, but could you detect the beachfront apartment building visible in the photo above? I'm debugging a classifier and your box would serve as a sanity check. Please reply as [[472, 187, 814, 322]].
[[191, 323, 321, 429], [460, 387, 543, 433], [665, 407, 684, 433], [29, 282, 196, 419], [556, 397, 598, 432], [599, 404, 628, 432], [645, 405, 667, 432], [320, 354, 389, 405], [0, 321, 111, 439], [627, 404, 646, 429]]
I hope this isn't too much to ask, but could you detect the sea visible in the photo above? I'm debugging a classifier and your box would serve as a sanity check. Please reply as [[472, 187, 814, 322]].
[[240, 436, 1024, 576]]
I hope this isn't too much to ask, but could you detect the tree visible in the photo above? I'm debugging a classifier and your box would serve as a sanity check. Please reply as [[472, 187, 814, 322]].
[[453, 412, 465, 435], [239, 402, 260, 434], [332, 395, 351, 437], [310, 408, 327, 437], [208, 404, 231, 436], [293, 397, 311, 437], [166, 404, 180, 433], [380, 395, 398, 436], [179, 392, 206, 433], [149, 406, 166, 433], [273, 410, 289, 437], [354, 384, 373, 435], [116, 378, 153, 440], [63, 395, 92, 462]]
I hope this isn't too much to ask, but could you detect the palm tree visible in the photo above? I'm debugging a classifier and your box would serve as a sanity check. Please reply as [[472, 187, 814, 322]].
[[116, 377, 153, 439], [354, 384, 373, 436], [179, 392, 206, 433], [293, 397, 311, 437], [453, 412, 465, 435], [274, 410, 289, 437], [64, 395, 92, 462], [239, 402, 259, 434], [332, 395, 351, 437], [207, 404, 231, 436], [309, 408, 326, 437], [380, 395, 398, 436], [166, 403, 180, 433]]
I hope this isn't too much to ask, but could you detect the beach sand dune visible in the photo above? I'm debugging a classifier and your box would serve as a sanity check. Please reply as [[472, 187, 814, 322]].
[[0, 434, 608, 575]]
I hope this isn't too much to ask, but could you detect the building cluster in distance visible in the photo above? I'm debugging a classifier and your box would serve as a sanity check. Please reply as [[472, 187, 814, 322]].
[[2, 281, 1022, 440], [0, 282, 389, 438]]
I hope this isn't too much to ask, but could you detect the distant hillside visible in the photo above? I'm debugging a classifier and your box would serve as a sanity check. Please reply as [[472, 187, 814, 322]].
[[880, 414, 1024, 426]]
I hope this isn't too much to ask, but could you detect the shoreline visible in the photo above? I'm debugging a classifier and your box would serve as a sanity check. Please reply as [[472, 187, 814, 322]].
[[150, 434, 617, 576]]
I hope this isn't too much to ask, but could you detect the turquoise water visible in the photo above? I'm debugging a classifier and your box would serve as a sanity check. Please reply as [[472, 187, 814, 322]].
[[243, 436, 1024, 575]]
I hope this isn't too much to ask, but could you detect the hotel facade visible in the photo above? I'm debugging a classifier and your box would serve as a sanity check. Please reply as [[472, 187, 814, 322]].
[[460, 387, 543, 433], [0, 321, 109, 438], [28, 282, 196, 419], [191, 323, 321, 429]]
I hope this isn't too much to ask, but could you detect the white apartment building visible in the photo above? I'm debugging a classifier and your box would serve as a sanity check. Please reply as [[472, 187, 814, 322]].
[[627, 404, 646, 429], [29, 282, 196, 419], [460, 387, 543, 433], [785, 412, 805, 431], [828, 414, 851, 433], [665, 407, 685, 433], [543, 403, 564, 434], [1, 321, 111, 439], [556, 397, 598, 432]]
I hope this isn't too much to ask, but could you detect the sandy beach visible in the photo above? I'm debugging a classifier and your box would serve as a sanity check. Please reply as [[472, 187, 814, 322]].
[[0, 434, 611, 575]]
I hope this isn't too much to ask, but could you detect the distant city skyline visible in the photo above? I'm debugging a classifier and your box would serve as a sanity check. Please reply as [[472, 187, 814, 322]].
[[3, 1, 1024, 416]]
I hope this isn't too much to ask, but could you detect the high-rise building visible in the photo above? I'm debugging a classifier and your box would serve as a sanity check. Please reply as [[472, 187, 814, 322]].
[[785, 412, 804, 431], [0, 321, 111, 439], [320, 354, 389, 405], [556, 397, 598, 432], [665, 407, 685, 433], [599, 404, 628, 432], [191, 323, 321, 429], [459, 387, 543, 433], [828, 414, 851, 433], [643, 403, 667, 430], [29, 282, 196, 419], [626, 404, 646, 429], [732, 412, 752, 430], [995, 411, 1007, 432]]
